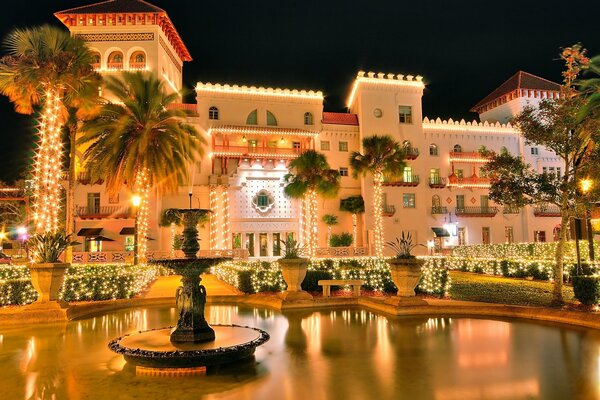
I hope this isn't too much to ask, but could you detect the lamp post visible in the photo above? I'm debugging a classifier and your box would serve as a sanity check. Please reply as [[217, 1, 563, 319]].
[[581, 179, 594, 261], [132, 195, 141, 265]]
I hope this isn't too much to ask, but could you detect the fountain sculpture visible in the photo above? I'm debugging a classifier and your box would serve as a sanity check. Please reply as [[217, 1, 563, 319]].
[[109, 209, 269, 369]]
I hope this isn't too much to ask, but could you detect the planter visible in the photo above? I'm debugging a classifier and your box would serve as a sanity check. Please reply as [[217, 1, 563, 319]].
[[278, 258, 313, 301], [386, 258, 426, 306], [28, 263, 69, 304]]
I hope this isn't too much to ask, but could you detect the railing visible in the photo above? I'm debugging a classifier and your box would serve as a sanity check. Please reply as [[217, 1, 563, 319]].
[[533, 204, 561, 217], [383, 175, 420, 187], [449, 151, 492, 163], [106, 62, 123, 70], [167, 103, 199, 116], [455, 206, 499, 217], [72, 251, 133, 264], [128, 62, 147, 70], [76, 205, 133, 219], [447, 175, 491, 188], [383, 204, 396, 217], [312, 247, 369, 257], [431, 206, 449, 214], [428, 177, 447, 188], [404, 147, 420, 160], [72, 249, 250, 263], [91, 63, 100, 70], [212, 145, 305, 158], [503, 206, 521, 214]]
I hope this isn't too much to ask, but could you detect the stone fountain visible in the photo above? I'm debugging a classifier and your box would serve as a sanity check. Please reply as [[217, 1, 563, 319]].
[[109, 209, 269, 369]]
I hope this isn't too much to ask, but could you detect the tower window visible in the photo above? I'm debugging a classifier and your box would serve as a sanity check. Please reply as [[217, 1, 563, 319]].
[[208, 106, 219, 120]]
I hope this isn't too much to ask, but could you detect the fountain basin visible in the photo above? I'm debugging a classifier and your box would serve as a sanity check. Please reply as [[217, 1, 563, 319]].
[[109, 324, 269, 368]]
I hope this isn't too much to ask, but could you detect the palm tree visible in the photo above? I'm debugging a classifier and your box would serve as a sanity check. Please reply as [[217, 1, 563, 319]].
[[579, 53, 600, 117], [350, 135, 406, 257], [78, 71, 205, 263], [284, 150, 340, 257], [321, 214, 338, 246], [339, 195, 365, 247], [0, 25, 101, 234]]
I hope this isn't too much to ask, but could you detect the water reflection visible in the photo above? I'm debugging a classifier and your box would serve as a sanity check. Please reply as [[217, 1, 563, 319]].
[[1, 306, 600, 399]]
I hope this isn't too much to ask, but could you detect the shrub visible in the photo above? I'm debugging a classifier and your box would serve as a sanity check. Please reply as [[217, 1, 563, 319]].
[[330, 233, 353, 247], [302, 270, 333, 291], [572, 276, 600, 306]]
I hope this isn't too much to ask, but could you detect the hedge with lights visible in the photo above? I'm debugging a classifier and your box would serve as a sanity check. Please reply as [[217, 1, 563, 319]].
[[212, 257, 451, 297], [453, 241, 600, 261], [0, 264, 160, 306]]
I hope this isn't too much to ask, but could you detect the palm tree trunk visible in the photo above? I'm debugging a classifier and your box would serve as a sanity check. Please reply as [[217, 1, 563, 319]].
[[352, 213, 357, 247], [306, 188, 318, 257], [552, 204, 569, 306], [135, 170, 150, 264], [373, 171, 385, 257], [65, 125, 77, 262]]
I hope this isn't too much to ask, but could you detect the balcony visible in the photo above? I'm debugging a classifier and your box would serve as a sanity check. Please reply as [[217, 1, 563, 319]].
[[429, 177, 447, 188], [129, 62, 147, 70], [449, 151, 492, 163], [431, 206, 449, 215], [455, 206, 499, 217], [383, 175, 420, 187], [383, 204, 396, 217], [404, 147, 420, 160], [447, 175, 491, 188], [77, 173, 104, 185], [533, 204, 561, 217], [167, 103, 199, 117], [212, 144, 305, 159], [76, 205, 133, 219], [503, 205, 521, 214], [106, 62, 123, 70]]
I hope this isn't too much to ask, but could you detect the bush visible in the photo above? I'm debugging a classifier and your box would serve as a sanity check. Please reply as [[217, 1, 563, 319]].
[[302, 270, 333, 291], [330, 233, 353, 247], [572, 276, 600, 305]]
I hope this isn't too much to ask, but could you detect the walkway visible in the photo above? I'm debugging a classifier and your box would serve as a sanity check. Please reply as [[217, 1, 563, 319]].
[[143, 274, 241, 298]]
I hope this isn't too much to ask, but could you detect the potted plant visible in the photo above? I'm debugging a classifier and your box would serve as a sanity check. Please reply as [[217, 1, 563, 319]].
[[385, 232, 426, 305], [278, 237, 313, 301], [26, 231, 76, 308]]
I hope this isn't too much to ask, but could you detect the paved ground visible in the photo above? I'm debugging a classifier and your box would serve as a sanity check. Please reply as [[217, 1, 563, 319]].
[[143, 274, 240, 298]]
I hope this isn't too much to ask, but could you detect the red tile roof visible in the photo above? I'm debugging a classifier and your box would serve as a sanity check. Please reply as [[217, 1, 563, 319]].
[[470, 71, 560, 112], [322, 112, 359, 126], [54, 0, 192, 62]]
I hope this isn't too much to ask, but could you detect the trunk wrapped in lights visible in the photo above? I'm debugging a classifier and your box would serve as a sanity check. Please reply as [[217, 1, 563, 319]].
[[135, 170, 150, 264], [373, 171, 385, 258]]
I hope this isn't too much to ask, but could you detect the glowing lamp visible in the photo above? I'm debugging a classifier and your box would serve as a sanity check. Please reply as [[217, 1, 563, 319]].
[[132, 195, 142, 208], [580, 178, 593, 194]]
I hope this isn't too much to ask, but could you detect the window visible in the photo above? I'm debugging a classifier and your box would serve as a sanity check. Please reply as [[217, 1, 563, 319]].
[[456, 195, 465, 210], [87, 193, 100, 213], [453, 144, 462, 153], [124, 236, 134, 251], [245, 233, 255, 257], [480, 195, 489, 210], [531, 147, 539, 155], [398, 105, 412, 123], [208, 106, 219, 120], [482, 227, 491, 244], [458, 227, 466, 245], [549, 167, 555, 175], [339, 141, 348, 152], [534, 230, 546, 243], [429, 144, 438, 156], [321, 141, 330, 151], [266, 110, 277, 126], [542, 167, 548, 174], [430, 168, 441, 184], [232, 233, 242, 249], [432, 195, 441, 212], [91, 52, 101, 66], [259, 233, 268, 257], [304, 112, 313, 125], [293, 141, 301, 151], [272, 233, 281, 256], [556, 167, 561, 177], [505, 227, 514, 243], [130, 51, 146, 66], [339, 167, 349, 177], [455, 169, 464, 178], [107, 51, 123, 68], [403, 166, 413, 182], [257, 193, 270, 207], [246, 109, 258, 125], [403, 193, 415, 208]]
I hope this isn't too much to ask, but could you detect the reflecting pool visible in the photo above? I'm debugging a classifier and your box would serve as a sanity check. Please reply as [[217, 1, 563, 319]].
[[1, 305, 600, 399]]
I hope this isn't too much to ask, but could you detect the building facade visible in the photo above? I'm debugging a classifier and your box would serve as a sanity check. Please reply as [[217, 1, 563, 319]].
[[55, 0, 563, 261]]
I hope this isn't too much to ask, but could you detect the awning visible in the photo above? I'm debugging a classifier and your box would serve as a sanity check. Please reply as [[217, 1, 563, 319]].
[[119, 227, 135, 235], [77, 228, 102, 236], [431, 227, 450, 237], [86, 236, 115, 242]]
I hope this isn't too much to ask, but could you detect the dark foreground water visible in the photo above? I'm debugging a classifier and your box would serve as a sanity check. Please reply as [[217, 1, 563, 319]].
[[1, 305, 600, 400]]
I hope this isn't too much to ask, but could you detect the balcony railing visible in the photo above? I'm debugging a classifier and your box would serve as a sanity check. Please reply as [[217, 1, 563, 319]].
[[91, 63, 100, 70], [431, 206, 449, 215], [383, 204, 396, 217], [429, 177, 447, 188], [404, 147, 420, 160], [455, 206, 499, 217], [76, 205, 133, 219], [503, 206, 521, 214], [128, 62, 147, 70], [449, 151, 493, 163], [212, 144, 306, 158], [533, 204, 561, 217], [106, 62, 123, 70], [167, 103, 199, 116], [447, 175, 491, 188], [383, 175, 420, 187]]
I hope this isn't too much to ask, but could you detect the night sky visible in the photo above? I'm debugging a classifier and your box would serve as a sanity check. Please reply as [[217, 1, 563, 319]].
[[0, 0, 598, 182]]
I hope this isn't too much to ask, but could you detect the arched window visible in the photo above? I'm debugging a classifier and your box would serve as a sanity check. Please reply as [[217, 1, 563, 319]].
[[453, 144, 462, 153], [432, 195, 441, 208], [208, 106, 219, 120], [246, 109, 258, 125], [91, 52, 101, 68], [129, 51, 146, 69], [429, 144, 438, 156], [266, 110, 277, 126], [304, 112, 313, 125], [107, 51, 123, 69]]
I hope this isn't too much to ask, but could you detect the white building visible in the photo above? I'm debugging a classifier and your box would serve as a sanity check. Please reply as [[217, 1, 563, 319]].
[[55, 0, 563, 261]]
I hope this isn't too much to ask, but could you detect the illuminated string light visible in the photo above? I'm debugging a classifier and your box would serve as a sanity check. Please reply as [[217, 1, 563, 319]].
[[134, 170, 150, 264], [209, 186, 217, 250], [304, 189, 319, 258], [373, 171, 385, 258], [32, 89, 64, 233]]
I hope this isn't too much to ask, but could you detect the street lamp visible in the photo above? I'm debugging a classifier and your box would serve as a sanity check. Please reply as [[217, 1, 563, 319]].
[[580, 178, 594, 261], [131, 195, 141, 265]]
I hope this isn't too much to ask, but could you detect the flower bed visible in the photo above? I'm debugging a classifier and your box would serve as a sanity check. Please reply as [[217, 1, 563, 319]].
[[0, 264, 160, 306], [212, 257, 451, 297]]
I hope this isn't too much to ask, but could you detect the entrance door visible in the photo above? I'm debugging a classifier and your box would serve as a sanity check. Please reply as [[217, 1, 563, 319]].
[[482, 227, 491, 244], [458, 227, 466, 245], [481, 195, 489, 212], [456, 195, 465, 212], [245, 233, 255, 257], [259, 233, 268, 257], [273, 233, 281, 257]]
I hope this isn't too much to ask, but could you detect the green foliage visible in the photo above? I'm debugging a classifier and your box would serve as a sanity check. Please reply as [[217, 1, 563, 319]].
[[386, 231, 423, 259], [172, 234, 183, 251], [330, 232, 353, 247], [159, 208, 210, 227], [339, 196, 365, 214], [322, 214, 338, 226], [283, 150, 340, 199], [349, 135, 406, 180], [26, 231, 77, 263], [572, 276, 600, 305], [280, 237, 305, 259], [301, 270, 334, 291]]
